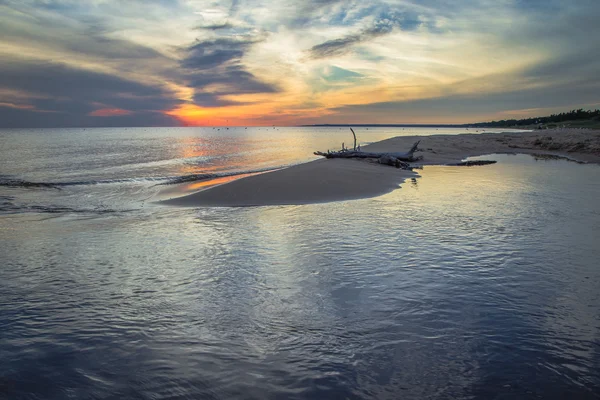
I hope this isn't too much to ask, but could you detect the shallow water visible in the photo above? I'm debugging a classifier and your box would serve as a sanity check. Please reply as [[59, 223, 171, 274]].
[[1, 128, 599, 399]]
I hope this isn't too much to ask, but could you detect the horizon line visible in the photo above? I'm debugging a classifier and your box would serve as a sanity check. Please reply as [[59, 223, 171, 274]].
[[0, 123, 509, 129]]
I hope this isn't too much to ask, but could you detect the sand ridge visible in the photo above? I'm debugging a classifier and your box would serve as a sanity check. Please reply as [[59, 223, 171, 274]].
[[162, 128, 600, 207], [162, 157, 416, 207]]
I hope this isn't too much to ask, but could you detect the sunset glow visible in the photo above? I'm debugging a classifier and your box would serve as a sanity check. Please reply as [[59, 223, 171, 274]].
[[1, 1, 599, 127]]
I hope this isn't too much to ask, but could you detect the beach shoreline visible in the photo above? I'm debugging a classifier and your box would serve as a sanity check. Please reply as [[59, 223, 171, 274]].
[[161, 128, 600, 207]]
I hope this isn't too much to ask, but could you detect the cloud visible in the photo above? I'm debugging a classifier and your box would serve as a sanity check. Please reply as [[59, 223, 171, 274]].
[[0, 59, 178, 110], [183, 46, 245, 69], [309, 35, 362, 59], [0, 1, 191, 126], [323, 77, 600, 124], [0, 59, 181, 127], [519, 52, 600, 88], [1, 0, 600, 126], [0, 1, 187, 84], [0, 104, 179, 128], [307, 10, 420, 59], [88, 108, 133, 117], [181, 35, 279, 107], [194, 22, 235, 30]]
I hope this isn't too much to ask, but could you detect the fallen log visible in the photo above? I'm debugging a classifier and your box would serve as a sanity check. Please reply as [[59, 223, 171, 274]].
[[377, 155, 411, 169], [313, 128, 422, 170], [314, 140, 422, 162]]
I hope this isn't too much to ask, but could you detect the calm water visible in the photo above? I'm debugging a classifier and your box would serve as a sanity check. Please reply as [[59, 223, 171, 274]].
[[1, 127, 599, 399]]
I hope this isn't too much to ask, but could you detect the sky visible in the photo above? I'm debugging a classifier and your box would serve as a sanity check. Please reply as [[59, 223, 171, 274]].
[[1, 0, 600, 127]]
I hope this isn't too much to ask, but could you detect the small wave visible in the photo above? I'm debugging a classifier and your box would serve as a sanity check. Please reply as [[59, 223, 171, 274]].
[[0, 178, 62, 190], [0, 166, 285, 190], [0, 176, 174, 189], [0, 203, 135, 215]]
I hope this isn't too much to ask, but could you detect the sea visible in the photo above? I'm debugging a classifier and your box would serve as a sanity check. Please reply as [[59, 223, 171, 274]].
[[1, 127, 599, 399]]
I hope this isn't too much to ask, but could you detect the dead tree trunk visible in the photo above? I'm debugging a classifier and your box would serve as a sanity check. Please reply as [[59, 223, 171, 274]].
[[313, 129, 421, 169], [314, 129, 498, 168], [378, 154, 411, 169], [314, 140, 421, 162]]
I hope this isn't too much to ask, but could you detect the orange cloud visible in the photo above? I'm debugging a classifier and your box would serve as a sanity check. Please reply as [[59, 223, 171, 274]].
[[89, 108, 132, 117]]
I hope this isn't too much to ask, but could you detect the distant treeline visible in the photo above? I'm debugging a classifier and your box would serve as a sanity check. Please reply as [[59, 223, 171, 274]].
[[470, 109, 600, 127]]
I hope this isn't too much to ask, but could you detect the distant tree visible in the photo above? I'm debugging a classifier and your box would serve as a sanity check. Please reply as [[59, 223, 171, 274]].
[[469, 109, 600, 127]]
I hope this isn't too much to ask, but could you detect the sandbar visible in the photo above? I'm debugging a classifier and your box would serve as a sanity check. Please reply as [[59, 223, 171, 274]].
[[162, 157, 416, 207], [162, 128, 600, 207]]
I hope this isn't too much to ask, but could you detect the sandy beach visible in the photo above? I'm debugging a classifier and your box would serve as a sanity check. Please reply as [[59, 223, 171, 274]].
[[162, 128, 600, 207], [162, 157, 417, 207], [368, 128, 600, 165]]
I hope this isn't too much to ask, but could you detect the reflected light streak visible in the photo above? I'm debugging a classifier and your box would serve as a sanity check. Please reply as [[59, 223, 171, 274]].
[[186, 173, 258, 191]]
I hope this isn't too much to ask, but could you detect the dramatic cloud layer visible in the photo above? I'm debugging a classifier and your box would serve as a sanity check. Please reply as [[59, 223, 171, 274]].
[[1, 0, 599, 126]]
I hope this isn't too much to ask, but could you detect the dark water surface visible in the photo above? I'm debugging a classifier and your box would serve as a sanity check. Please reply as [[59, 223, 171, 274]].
[[1, 128, 599, 399]]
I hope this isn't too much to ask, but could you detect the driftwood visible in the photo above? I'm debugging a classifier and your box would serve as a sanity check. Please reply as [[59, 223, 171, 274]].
[[314, 141, 421, 161], [314, 129, 500, 169], [314, 129, 421, 169], [377, 155, 411, 169], [350, 128, 357, 151]]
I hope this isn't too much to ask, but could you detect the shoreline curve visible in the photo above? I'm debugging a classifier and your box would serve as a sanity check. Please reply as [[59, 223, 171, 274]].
[[161, 128, 600, 207]]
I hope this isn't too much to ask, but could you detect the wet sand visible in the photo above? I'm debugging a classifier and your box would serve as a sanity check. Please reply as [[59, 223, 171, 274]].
[[162, 128, 600, 207], [162, 158, 416, 207]]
